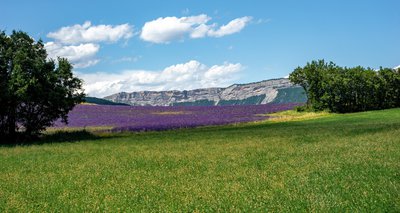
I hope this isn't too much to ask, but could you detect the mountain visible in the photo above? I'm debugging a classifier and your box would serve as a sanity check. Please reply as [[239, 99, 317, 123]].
[[84, 97, 130, 106], [104, 78, 307, 106]]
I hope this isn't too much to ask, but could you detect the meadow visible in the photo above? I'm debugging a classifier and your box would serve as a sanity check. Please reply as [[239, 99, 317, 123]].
[[0, 108, 399, 211]]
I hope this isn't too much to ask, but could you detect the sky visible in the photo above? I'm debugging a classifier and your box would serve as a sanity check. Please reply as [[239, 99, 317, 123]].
[[1, 0, 399, 97]]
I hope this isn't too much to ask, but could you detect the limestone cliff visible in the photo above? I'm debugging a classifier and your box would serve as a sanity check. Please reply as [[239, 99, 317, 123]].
[[104, 78, 306, 106]]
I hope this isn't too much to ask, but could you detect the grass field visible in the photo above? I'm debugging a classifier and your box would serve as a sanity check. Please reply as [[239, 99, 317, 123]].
[[0, 108, 399, 211]]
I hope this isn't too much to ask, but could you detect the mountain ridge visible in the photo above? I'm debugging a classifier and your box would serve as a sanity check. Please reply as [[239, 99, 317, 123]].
[[104, 78, 307, 106]]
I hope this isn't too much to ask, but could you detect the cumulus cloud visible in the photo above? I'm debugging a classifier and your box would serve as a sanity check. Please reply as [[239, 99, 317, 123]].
[[140, 14, 210, 43], [207, 16, 253, 37], [47, 21, 134, 44], [45, 21, 134, 68], [140, 15, 252, 43], [78, 60, 243, 97], [394, 65, 400, 70], [45, 42, 100, 68]]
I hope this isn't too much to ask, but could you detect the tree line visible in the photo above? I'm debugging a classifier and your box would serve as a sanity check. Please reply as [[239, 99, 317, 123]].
[[289, 60, 400, 113], [0, 31, 84, 143]]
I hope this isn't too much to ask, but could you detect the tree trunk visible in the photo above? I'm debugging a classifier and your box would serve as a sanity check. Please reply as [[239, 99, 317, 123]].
[[7, 104, 17, 143]]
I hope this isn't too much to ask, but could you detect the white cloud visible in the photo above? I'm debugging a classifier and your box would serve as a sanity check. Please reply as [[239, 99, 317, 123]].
[[208, 16, 253, 37], [182, 8, 190, 15], [45, 42, 100, 68], [75, 59, 100, 69], [394, 65, 400, 70], [112, 56, 141, 63], [78, 60, 243, 97], [205, 63, 242, 79], [47, 21, 134, 44], [140, 14, 210, 43], [46, 21, 134, 68], [140, 15, 252, 43], [255, 18, 271, 24], [190, 24, 212, 38]]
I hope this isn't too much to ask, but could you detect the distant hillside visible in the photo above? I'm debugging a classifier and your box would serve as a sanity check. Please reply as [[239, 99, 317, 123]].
[[104, 78, 307, 106], [271, 87, 308, 104], [84, 97, 130, 106]]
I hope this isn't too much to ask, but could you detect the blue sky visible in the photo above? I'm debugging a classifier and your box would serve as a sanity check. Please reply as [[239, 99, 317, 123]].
[[1, 0, 399, 97]]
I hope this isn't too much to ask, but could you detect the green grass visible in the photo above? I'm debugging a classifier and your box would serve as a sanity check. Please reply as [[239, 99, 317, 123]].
[[267, 109, 333, 122], [0, 108, 399, 211]]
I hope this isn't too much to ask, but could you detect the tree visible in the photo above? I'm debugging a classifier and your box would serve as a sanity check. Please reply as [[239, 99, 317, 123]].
[[289, 60, 400, 113], [0, 30, 84, 142], [377, 67, 400, 109], [289, 59, 339, 110]]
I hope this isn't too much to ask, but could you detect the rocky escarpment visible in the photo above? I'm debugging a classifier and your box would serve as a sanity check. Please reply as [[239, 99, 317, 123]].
[[104, 78, 306, 106]]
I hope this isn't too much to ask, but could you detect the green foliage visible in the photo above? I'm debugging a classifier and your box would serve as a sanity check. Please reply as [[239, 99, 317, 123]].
[[0, 30, 84, 142], [289, 60, 400, 113], [0, 108, 399, 211], [84, 97, 129, 106], [294, 105, 308, 112]]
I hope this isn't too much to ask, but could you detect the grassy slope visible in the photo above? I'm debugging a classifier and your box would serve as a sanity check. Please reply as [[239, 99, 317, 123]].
[[0, 109, 399, 211], [84, 97, 130, 106]]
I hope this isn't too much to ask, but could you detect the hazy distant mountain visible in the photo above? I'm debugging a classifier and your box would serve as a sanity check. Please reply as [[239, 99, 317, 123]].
[[104, 78, 307, 106]]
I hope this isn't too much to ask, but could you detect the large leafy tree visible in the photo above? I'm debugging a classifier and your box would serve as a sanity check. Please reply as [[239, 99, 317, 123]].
[[289, 59, 339, 110], [0, 30, 84, 142], [289, 60, 400, 113]]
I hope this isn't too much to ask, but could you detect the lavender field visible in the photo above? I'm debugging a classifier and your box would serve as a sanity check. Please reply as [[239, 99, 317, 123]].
[[53, 103, 300, 132]]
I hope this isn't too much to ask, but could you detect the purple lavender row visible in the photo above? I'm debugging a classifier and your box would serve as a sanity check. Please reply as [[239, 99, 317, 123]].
[[53, 103, 301, 132]]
